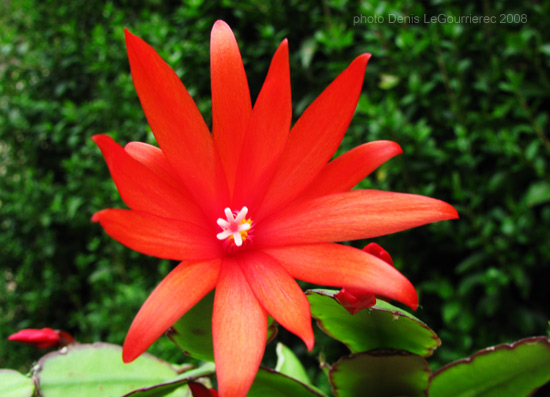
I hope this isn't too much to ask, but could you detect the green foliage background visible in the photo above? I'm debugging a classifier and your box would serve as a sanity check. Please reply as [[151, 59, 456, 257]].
[[1, 0, 549, 380]]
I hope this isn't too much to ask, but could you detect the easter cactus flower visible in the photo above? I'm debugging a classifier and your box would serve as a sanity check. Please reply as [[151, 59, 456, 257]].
[[93, 21, 457, 396]]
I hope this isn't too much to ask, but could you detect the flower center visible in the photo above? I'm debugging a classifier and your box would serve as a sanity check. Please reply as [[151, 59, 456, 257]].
[[216, 206, 252, 247]]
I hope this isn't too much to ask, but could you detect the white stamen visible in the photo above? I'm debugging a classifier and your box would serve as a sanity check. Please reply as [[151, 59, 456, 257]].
[[216, 230, 232, 240], [217, 218, 230, 228], [233, 232, 243, 246], [216, 206, 250, 247], [234, 207, 248, 223]]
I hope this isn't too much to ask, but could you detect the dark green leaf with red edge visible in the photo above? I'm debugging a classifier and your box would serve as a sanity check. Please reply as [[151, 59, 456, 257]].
[[248, 368, 326, 397], [167, 291, 277, 362], [0, 369, 35, 397], [122, 362, 215, 396], [429, 336, 550, 397], [33, 343, 178, 397], [306, 289, 440, 357], [329, 351, 430, 397]]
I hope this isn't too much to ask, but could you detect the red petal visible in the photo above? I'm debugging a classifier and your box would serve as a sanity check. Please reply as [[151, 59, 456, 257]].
[[123, 259, 220, 362], [257, 190, 458, 246], [93, 135, 204, 224], [124, 29, 228, 217], [239, 252, 314, 351], [124, 141, 183, 190], [213, 258, 267, 397], [210, 20, 252, 196], [257, 54, 371, 220], [299, 141, 402, 200], [233, 40, 291, 210], [263, 243, 418, 309], [92, 209, 221, 261]]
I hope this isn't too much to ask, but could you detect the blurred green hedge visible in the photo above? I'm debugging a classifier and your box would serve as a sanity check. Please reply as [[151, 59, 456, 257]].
[[1, 0, 549, 377]]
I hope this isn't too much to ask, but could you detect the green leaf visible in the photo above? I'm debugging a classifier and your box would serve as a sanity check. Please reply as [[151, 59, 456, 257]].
[[122, 363, 216, 397], [299, 37, 317, 69], [167, 291, 215, 362], [307, 289, 440, 357], [429, 337, 550, 396], [34, 343, 178, 397], [329, 351, 430, 397], [0, 370, 35, 397], [525, 181, 550, 207], [168, 291, 278, 362], [379, 74, 400, 90], [248, 368, 326, 397], [275, 342, 311, 386]]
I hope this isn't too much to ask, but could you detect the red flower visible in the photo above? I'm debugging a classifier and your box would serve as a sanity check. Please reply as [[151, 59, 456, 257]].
[[92, 21, 457, 396], [8, 328, 74, 348], [335, 243, 394, 314]]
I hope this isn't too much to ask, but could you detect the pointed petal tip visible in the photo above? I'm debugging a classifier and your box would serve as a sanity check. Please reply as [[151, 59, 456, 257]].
[[124, 28, 147, 56], [275, 39, 289, 58], [122, 325, 152, 364], [389, 140, 403, 155], [213, 19, 230, 28], [297, 320, 315, 352], [381, 264, 419, 311], [91, 134, 109, 145], [450, 205, 460, 219], [124, 27, 136, 42], [305, 334, 315, 352], [211, 19, 233, 36], [397, 275, 419, 310], [355, 53, 372, 67], [407, 290, 419, 311], [372, 139, 403, 158], [91, 209, 111, 223], [122, 345, 140, 363], [91, 134, 115, 150], [346, 53, 371, 78], [90, 211, 100, 223], [301, 317, 315, 352], [440, 201, 459, 220]]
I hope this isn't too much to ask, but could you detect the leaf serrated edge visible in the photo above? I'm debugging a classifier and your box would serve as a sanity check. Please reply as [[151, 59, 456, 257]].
[[429, 336, 550, 394]]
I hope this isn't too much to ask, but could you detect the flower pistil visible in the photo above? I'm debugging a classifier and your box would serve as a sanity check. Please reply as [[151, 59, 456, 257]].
[[216, 206, 252, 247]]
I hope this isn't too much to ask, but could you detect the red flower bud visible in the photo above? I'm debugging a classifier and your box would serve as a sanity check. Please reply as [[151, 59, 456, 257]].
[[335, 243, 395, 314], [335, 287, 377, 314], [363, 242, 394, 266], [8, 328, 75, 348]]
